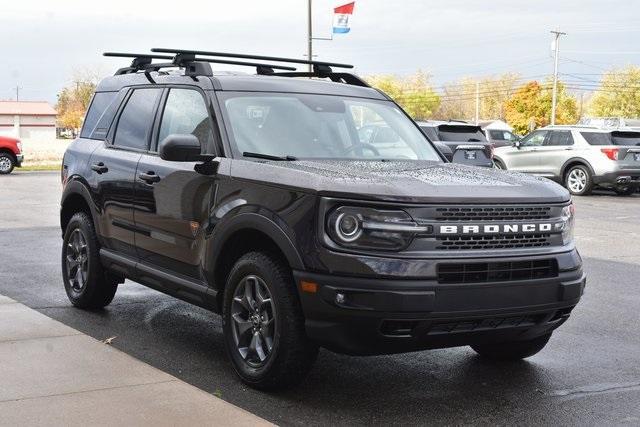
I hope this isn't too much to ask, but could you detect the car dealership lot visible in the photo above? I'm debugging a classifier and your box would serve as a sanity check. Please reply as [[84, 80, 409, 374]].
[[1, 171, 639, 426]]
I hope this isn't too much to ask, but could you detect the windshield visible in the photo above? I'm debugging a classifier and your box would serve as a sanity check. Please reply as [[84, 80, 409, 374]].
[[436, 125, 488, 142], [219, 92, 442, 161]]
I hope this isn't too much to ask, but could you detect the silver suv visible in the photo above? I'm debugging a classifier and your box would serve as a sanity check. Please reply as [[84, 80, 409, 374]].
[[493, 126, 640, 196]]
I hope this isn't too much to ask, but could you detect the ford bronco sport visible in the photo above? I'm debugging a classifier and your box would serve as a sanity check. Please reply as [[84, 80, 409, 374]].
[[60, 49, 585, 390]]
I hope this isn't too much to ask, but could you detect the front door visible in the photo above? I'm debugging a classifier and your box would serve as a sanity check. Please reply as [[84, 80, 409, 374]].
[[506, 130, 547, 173], [87, 87, 163, 257], [134, 87, 218, 280]]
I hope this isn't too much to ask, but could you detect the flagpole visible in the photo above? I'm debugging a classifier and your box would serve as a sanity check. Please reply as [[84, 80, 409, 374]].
[[307, 0, 313, 72]]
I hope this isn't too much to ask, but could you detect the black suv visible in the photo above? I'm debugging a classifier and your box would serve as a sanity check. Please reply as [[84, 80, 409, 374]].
[[60, 49, 585, 390]]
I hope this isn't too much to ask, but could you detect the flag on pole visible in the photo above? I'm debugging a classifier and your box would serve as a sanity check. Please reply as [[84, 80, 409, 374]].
[[333, 2, 355, 34]]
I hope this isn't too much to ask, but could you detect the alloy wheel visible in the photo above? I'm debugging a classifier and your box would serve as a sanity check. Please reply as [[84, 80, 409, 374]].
[[567, 168, 587, 193], [231, 275, 276, 367], [65, 229, 89, 292]]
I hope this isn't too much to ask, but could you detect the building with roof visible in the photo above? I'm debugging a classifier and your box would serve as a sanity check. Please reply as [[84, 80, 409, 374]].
[[0, 101, 57, 140]]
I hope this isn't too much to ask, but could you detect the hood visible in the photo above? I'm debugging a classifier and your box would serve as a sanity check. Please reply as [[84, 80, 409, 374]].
[[231, 160, 570, 204]]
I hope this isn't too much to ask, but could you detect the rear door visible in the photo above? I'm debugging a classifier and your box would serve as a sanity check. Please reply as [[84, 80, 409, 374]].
[[504, 130, 547, 173], [133, 87, 219, 280], [537, 130, 575, 177], [87, 87, 162, 257]]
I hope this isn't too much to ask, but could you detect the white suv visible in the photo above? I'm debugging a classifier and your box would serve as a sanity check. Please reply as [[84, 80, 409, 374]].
[[493, 126, 640, 196]]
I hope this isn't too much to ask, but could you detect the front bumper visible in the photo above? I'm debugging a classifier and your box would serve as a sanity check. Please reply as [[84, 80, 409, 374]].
[[15, 154, 23, 167], [295, 250, 585, 355]]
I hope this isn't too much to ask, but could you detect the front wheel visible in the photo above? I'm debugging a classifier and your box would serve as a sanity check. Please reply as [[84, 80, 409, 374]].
[[564, 165, 593, 196], [493, 159, 506, 170], [62, 212, 118, 308], [470, 333, 552, 360], [0, 152, 15, 174], [222, 252, 318, 390]]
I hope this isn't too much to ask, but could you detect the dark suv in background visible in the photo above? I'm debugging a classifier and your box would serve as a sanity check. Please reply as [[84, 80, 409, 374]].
[[60, 49, 585, 390]]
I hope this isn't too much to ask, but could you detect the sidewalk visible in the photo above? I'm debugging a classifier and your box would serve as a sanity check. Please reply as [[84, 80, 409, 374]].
[[0, 295, 272, 427]]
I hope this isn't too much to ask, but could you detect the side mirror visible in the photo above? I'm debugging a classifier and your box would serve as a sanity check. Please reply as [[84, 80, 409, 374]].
[[159, 134, 202, 162], [513, 140, 521, 149]]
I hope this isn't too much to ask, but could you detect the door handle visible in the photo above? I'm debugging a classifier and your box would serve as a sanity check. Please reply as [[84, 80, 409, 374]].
[[564, 148, 574, 151], [91, 162, 108, 174], [138, 171, 161, 184]]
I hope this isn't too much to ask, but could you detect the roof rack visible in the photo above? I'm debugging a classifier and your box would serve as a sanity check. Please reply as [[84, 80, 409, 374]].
[[151, 48, 369, 87], [104, 51, 296, 78]]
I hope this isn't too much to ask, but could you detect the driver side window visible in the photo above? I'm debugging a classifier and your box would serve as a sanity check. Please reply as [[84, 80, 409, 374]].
[[521, 130, 547, 147]]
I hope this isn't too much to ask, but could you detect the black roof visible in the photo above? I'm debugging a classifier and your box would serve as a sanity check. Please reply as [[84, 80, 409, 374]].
[[95, 72, 386, 100]]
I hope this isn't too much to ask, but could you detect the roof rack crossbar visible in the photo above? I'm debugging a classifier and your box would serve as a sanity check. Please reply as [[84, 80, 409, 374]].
[[104, 52, 176, 75], [151, 48, 354, 69]]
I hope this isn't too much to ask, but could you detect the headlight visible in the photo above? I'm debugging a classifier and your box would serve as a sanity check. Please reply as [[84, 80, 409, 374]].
[[554, 203, 575, 245], [326, 206, 431, 251]]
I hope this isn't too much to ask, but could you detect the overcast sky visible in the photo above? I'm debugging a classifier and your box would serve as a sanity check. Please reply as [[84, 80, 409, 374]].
[[2, 0, 639, 103]]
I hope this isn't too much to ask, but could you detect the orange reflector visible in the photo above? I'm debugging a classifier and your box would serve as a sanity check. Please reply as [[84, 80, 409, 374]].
[[300, 281, 318, 293]]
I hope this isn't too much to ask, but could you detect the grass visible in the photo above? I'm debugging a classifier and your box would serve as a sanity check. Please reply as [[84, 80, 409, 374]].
[[18, 164, 61, 172]]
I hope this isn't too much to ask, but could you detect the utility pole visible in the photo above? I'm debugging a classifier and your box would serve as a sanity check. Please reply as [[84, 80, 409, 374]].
[[307, 0, 313, 72], [15, 85, 21, 102], [550, 30, 566, 125], [474, 81, 480, 124]]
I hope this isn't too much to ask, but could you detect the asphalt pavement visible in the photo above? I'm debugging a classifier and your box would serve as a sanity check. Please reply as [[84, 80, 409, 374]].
[[1, 171, 639, 426]]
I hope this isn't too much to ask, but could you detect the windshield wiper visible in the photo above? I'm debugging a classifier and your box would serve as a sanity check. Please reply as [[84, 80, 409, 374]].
[[243, 152, 298, 161]]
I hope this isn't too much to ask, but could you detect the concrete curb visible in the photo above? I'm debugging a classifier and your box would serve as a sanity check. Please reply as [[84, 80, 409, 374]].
[[0, 296, 273, 427]]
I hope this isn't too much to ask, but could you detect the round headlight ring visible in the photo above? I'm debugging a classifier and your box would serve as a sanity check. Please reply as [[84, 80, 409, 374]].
[[335, 212, 362, 242]]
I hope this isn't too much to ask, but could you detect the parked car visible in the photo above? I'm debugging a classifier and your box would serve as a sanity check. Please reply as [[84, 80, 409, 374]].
[[493, 125, 640, 196], [578, 117, 640, 131], [0, 135, 24, 174], [358, 122, 454, 161], [416, 120, 494, 167], [484, 128, 520, 148], [60, 50, 584, 390]]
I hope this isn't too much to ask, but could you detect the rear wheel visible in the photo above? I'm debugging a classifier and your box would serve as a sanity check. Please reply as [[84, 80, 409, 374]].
[[470, 333, 552, 360], [62, 212, 118, 308], [493, 159, 506, 170], [222, 251, 318, 390], [0, 152, 15, 174], [614, 186, 636, 196], [564, 165, 593, 196]]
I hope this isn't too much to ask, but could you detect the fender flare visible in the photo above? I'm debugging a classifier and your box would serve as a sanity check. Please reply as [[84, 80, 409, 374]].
[[560, 158, 596, 180], [205, 210, 305, 275], [60, 178, 99, 234]]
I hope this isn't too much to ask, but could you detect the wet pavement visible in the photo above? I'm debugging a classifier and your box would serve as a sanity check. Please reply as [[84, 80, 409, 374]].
[[1, 171, 639, 426]]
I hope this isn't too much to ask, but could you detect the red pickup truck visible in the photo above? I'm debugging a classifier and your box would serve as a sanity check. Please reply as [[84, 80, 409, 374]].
[[0, 135, 23, 174]]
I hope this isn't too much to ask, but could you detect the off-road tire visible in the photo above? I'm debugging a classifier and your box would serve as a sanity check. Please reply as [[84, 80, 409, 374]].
[[222, 251, 318, 390], [470, 333, 552, 361], [0, 152, 15, 174], [564, 165, 594, 196], [62, 212, 118, 308]]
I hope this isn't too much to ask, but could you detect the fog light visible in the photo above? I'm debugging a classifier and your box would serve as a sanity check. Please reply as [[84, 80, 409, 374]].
[[335, 293, 346, 304]]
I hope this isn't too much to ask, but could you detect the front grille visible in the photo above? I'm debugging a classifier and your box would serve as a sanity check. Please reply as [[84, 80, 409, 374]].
[[435, 206, 551, 222], [437, 259, 558, 284], [436, 234, 552, 250]]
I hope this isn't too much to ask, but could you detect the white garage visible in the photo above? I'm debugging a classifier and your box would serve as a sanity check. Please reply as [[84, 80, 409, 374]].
[[0, 101, 57, 140]]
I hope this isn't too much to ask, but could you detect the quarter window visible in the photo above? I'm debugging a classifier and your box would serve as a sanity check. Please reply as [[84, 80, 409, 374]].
[[113, 88, 162, 150], [158, 89, 213, 151], [80, 92, 118, 139]]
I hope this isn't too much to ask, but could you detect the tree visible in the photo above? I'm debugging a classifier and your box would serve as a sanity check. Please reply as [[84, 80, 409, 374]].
[[56, 70, 100, 131], [432, 73, 522, 121], [504, 80, 577, 134], [366, 71, 440, 120], [588, 66, 640, 117]]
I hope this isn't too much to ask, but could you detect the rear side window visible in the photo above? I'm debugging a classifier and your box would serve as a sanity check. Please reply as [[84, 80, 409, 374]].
[[113, 88, 162, 150], [420, 126, 439, 141], [80, 92, 118, 139], [545, 131, 574, 146]]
